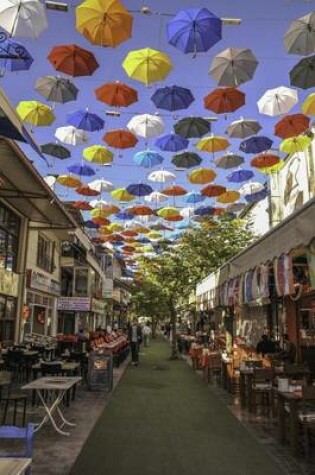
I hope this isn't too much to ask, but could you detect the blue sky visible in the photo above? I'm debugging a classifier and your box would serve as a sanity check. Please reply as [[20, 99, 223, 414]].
[[1, 0, 314, 212]]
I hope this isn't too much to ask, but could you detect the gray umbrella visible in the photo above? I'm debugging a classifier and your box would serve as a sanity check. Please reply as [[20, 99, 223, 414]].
[[289, 55, 315, 89], [214, 153, 244, 169], [209, 47, 258, 87], [284, 12, 315, 56], [35, 76, 79, 103], [226, 117, 261, 138]]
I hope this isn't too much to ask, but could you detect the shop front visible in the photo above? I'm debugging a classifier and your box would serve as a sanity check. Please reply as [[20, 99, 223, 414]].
[[57, 296, 107, 334]]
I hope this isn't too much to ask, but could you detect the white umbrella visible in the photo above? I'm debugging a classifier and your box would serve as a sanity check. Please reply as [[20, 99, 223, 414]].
[[180, 206, 195, 218], [127, 114, 165, 138], [0, 0, 48, 38], [55, 126, 89, 146], [239, 182, 264, 195], [138, 215, 158, 224], [147, 169, 176, 183], [257, 86, 298, 117], [89, 199, 109, 209], [88, 179, 114, 193], [144, 191, 168, 204], [43, 175, 56, 189]]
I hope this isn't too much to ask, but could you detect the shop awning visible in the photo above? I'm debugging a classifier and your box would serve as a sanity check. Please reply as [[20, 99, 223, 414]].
[[218, 197, 315, 285]]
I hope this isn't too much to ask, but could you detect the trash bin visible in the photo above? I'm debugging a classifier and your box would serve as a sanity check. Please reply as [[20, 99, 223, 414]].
[[88, 351, 113, 392]]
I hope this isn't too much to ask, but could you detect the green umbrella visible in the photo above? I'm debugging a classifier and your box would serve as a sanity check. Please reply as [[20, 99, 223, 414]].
[[290, 55, 315, 89], [41, 142, 71, 159], [35, 76, 79, 104], [171, 151, 202, 169], [173, 117, 210, 138]]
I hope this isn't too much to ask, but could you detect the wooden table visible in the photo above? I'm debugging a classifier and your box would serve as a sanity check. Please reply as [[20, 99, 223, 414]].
[[0, 457, 32, 475], [275, 389, 302, 457]]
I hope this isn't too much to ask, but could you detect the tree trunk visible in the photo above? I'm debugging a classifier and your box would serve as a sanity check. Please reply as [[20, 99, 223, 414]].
[[169, 302, 178, 360], [152, 316, 158, 339]]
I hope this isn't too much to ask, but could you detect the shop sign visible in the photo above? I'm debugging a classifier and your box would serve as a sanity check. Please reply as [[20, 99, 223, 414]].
[[91, 298, 107, 314], [0, 268, 19, 297], [27, 269, 61, 296], [57, 297, 91, 311]]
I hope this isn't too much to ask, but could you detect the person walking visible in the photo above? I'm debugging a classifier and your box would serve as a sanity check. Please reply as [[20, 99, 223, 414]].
[[128, 317, 142, 366], [142, 322, 152, 347]]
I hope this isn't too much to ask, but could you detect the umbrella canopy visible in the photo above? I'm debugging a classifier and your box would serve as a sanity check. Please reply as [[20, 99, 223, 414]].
[[90, 199, 109, 209], [251, 153, 280, 169], [147, 170, 176, 183], [122, 47, 172, 85], [151, 85, 194, 111], [209, 47, 258, 87], [184, 191, 205, 204], [67, 163, 95, 177], [173, 116, 210, 138], [217, 190, 240, 204], [171, 151, 202, 169], [76, 185, 100, 196], [157, 207, 179, 218], [0, 38, 33, 73], [57, 175, 81, 188], [227, 169, 254, 183], [115, 211, 134, 220], [194, 205, 218, 216], [274, 113, 310, 139], [201, 184, 226, 197], [226, 117, 261, 139], [111, 188, 135, 202], [83, 145, 114, 165], [284, 12, 315, 56], [133, 150, 164, 168], [166, 7, 222, 54], [226, 203, 246, 213], [16, 100, 55, 127], [164, 215, 183, 223], [155, 133, 189, 152], [302, 93, 315, 115], [239, 135, 273, 154], [0, 0, 48, 38], [67, 109, 104, 132], [290, 55, 315, 89], [188, 168, 216, 184], [244, 189, 268, 203], [103, 129, 138, 149], [48, 44, 99, 77], [162, 185, 187, 197], [41, 143, 71, 160], [127, 114, 165, 139], [204, 87, 245, 114], [55, 126, 89, 146], [94, 81, 137, 107], [144, 191, 168, 204], [71, 201, 93, 211], [196, 135, 229, 153], [76, 0, 133, 48], [180, 207, 195, 218], [279, 135, 312, 154], [214, 153, 244, 169], [257, 86, 298, 116], [35, 76, 78, 104], [126, 183, 153, 197], [84, 220, 99, 229], [239, 182, 265, 196], [129, 205, 154, 216], [89, 178, 114, 193], [258, 160, 285, 175]]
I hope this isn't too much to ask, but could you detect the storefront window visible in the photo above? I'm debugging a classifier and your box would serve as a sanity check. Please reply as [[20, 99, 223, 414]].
[[74, 267, 89, 297], [0, 204, 19, 272], [0, 296, 16, 342], [37, 234, 55, 273]]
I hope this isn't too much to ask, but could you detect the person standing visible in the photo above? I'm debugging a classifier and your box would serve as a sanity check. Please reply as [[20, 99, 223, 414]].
[[128, 317, 142, 366], [142, 322, 152, 347]]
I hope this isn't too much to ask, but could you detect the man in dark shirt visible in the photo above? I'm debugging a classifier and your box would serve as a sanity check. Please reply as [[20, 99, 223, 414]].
[[256, 334, 276, 357]]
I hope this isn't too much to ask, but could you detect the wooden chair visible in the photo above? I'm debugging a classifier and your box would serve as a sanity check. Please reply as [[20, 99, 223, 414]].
[[250, 368, 275, 415], [207, 354, 222, 384], [0, 423, 34, 474]]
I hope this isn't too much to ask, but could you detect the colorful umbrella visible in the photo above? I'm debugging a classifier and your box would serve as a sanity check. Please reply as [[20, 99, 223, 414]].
[[171, 151, 202, 169], [57, 175, 81, 188], [162, 185, 187, 197], [127, 114, 165, 138], [48, 44, 99, 77], [35, 76, 78, 104], [244, 189, 268, 203], [92, 216, 110, 226], [76, 0, 133, 47], [67, 109, 104, 132], [274, 113, 310, 139], [147, 170, 176, 183], [155, 133, 189, 152], [129, 205, 154, 216], [180, 207, 195, 218], [55, 126, 89, 146], [67, 163, 95, 177], [196, 135, 229, 154], [290, 55, 315, 89], [88, 178, 114, 193], [194, 206, 218, 216], [144, 191, 168, 204], [257, 86, 298, 116], [209, 47, 258, 87], [84, 220, 99, 229], [103, 129, 138, 150], [227, 169, 254, 183], [239, 136, 273, 154], [166, 7, 222, 54], [204, 87, 245, 114], [226, 117, 261, 139], [16, 100, 55, 128], [90, 199, 109, 209], [94, 81, 138, 107], [258, 160, 285, 175], [164, 215, 183, 222], [41, 143, 71, 160], [115, 211, 134, 220], [226, 203, 246, 213], [0, 38, 33, 74], [107, 223, 124, 232], [302, 93, 315, 115], [239, 182, 265, 196], [184, 191, 205, 204], [71, 201, 93, 211], [188, 168, 216, 184], [122, 230, 138, 237], [111, 188, 135, 202], [133, 150, 164, 168], [122, 47, 172, 85], [83, 145, 114, 165], [126, 183, 153, 197], [151, 85, 194, 111], [284, 12, 315, 56], [214, 153, 244, 169], [279, 135, 311, 154], [157, 207, 179, 218], [174, 117, 210, 138], [76, 185, 100, 197], [0, 0, 48, 38], [217, 190, 240, 204], [201, 184, 226, 197]]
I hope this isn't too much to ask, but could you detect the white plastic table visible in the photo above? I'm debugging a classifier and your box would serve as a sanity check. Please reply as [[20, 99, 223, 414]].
[[0, 457, 32, 475], [22, 376, 81, 436]]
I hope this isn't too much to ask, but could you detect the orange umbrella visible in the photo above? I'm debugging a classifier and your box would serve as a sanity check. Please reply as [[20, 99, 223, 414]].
[[122, 245, 136, 253], [162, 185, 187, 196], [201, 184, 226, 197], [204, 87, 245, 114], [274, 113, 310, 139], [121, 230, 138, 237], [94, 81, 138, 107], [76, 185, 100, 197], [57, 175, 81, 188], [164, 215, 183, 222], [71, 201, 93, 210], [188, 168, 216, 184], [251, 153, 280, 169], [217, 190, 240, 204], [129, 205, 154, 216], [92, 216, 110, 226], [48, 44, 99, 77], [107, 233, 125, 242], [103, 129, 138, 149]]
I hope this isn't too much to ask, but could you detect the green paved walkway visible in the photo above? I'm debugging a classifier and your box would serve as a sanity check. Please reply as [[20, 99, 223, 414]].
[[70, 339, 284, 475]]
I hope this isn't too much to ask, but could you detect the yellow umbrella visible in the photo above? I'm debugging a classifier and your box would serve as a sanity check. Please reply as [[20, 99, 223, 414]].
[[99, 228, 113, 236], [279, 135, 311, 154], [122, 48, 172, 85], [188, 168, 217, 184], [132, 225, 150, 234], [107, 222, 124, 232], [196, 135, 229, 154], [90, 208, 110, 218], [302, 93, 315, 115], [83, 145, 114, 165], [76, 0, 133, 48], [157, 206, 179, 218], [56, 175, 81, 188], [147, 231, 163, 240], [16, 101, 55, 128], [111, 188, 135, 202], [216, 190, 240, 204]]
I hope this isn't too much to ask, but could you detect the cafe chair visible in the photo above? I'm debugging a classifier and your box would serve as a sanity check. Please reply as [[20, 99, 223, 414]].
[[207, 354, 222, 384], [0, 386, 28, 427], [227, 353, 241, 394], [0, 423, 34, 475], [250, 368, 275, 415], [298, 385, 315, 460], [5, 350, 27, 382]]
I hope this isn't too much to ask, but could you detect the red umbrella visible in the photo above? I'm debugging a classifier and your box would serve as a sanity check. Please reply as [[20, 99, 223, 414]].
[[274, 113, 310, 139], [121, 230, 138, 237], [201, 184, 226, 197], [164, 214, 183, 222], [162, 185, 187, 196], [95, 82, 138, 107], [76, 185, 100, 197], [103, 129, 138, 149], [129, 205, 154, 216], [71, 201, 93, 210], [251, 153, 280, 169], [48, 44, 99, 77], [92, 217, 110, 226], [122, 245, 136, 253], [204, 87, 245, 114]]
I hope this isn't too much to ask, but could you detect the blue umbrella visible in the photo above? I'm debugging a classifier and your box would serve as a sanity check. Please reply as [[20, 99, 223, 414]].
[[115, 211, 134, 220], [194, 205, 216, 216], [67, 163, 95, 176], [244, 189, 268, 203], [67, 109, 104, 132], [133, 149, 164, 168], [155, 133, 189, 152], [0, 38, 33, 73], [126, 183, 153, 197], [240, 136, 273, 154], [151, 85, 195, 111], [137, 237, 151, 244], [184, 191, 205, 204], [84, 220, 99, 229], [167, 8, 222, 55], [227, 169, 254, 183]]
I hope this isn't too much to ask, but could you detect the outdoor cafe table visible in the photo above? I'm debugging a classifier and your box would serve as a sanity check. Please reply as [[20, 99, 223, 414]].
[[240, 366, 283, 411], [275, 388, 302, 457], [0, 457, 32, 475], [22, 376, 82, 436]]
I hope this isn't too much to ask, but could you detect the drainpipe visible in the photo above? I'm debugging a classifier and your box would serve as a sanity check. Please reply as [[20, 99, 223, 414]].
[[15, 216, 29, 342]]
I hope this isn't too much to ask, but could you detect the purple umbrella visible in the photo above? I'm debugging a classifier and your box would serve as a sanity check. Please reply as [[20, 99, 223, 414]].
[[84, 220, 99, 229], [67, 163, 95, 176], [194, 205, 216, 216], [151, 85, 194, 111], [227, 169, 254, 183], [115, 211, 134, 220], [244, 189, 268, 203], [67, 109, 104, 132], [126, 183, 153, 197], [0, 37, 33, 74], [240, 136, 273, 154], [155, 133, 189, 152]]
